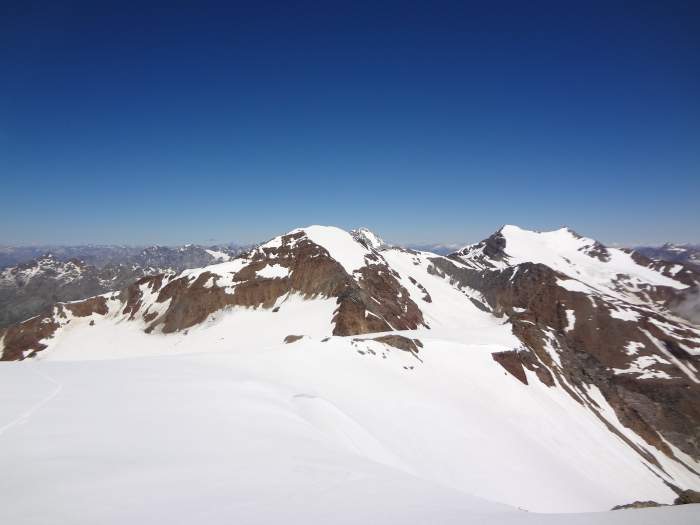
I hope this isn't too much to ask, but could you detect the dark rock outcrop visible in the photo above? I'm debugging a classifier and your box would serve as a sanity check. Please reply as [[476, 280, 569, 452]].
[[371, 335, 423, 353], [611, 501, 664, 510], [674, 489, 700, 505]]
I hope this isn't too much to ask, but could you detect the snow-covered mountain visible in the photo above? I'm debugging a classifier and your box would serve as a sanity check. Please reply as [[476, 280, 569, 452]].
[[0, 243, 246, 270], [452, 224, 698, 297], [634, 243, 700, 271], [1, 224, 699, 523], [350, 227, 386, 250]]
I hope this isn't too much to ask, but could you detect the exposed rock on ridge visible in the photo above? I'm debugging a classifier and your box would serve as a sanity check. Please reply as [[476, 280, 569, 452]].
[[0, 226, 425, 358]]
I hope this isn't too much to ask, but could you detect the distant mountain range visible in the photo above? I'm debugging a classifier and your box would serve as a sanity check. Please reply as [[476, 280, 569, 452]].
[[1, 237, 698, 330], [0, 243, 249, 270], [403, 242, 463, 255], [0, 244, 249, 328], [633, 243, 700, 271], [3, 239, 696, 271]]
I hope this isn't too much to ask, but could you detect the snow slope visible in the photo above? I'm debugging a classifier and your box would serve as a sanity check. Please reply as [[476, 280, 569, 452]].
[[2, 342, 699, 524], [31, 293, 338, 361], [380, 248, 518, 346], [292, 225, 374, 274]]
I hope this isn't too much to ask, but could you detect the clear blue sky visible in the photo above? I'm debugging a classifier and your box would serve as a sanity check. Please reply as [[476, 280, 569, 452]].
[[1, 1, 698, 246]]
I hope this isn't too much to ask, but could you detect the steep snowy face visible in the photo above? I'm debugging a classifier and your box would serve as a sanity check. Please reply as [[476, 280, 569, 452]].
[[453, 225, 689, 303], [350, 227, 386, 250], [291, 225, 375, 274], [203, 248, 232, 262]]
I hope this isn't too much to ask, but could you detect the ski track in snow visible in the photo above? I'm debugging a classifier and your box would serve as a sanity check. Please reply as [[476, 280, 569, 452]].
[[0, 365, 62, 437]]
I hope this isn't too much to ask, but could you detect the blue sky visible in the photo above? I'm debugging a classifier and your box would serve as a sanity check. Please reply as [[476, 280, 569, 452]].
[[1, 1, 698, 246]]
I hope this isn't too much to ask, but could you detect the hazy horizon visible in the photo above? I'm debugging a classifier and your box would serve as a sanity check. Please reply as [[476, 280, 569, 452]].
[[1, 221, 698, 250]]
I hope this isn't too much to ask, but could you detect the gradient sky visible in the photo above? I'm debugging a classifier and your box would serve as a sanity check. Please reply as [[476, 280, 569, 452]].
[[1, 1, 698, 247]]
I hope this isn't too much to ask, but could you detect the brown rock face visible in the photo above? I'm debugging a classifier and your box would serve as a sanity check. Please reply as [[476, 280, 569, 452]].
[[65, 296, 109, 317], [333, 264, 424, 337], [429, 256, 700, 465], [119, 276, 151, 320], [580, 240, 611, 262], [0, 296, 110, 361], [155, 272, 240, 333], [333, 291, 392, 335], [674, 489, 700, 504], [492, 350, 529, 384], [0, 315, 60, 361], [611, 501, 664, 510], [143, 232, 424, 336], [492, 348, 555, 387]]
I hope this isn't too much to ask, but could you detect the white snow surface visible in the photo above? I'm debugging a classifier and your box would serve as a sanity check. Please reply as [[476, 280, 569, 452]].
[[293, 225, 372, 274], [498, 225, 684, 287], [613, 355, 673, 379], [2, 340, 699, 523], [204, 248, 231, 261], [610, 306, 641, 322], [30, 293, 337, 361], [558, 278, 593, 293], [256, 263, 289, 279]]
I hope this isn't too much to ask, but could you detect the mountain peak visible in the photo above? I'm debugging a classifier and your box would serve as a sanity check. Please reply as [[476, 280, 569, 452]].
[[283, 225, 373, 275], [261, 225, 384, 275], [452, 224, 686, 302], [351, 227, 385, 250]]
